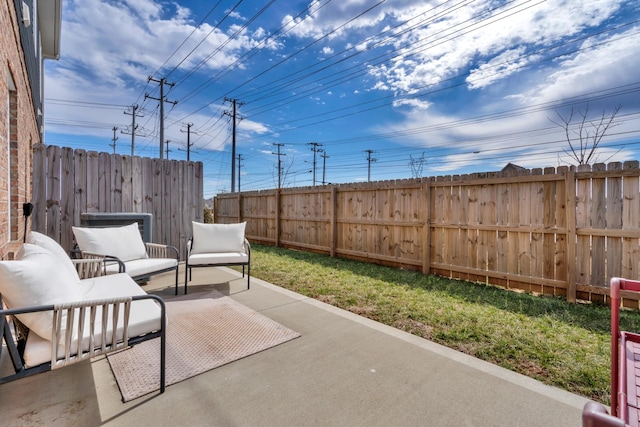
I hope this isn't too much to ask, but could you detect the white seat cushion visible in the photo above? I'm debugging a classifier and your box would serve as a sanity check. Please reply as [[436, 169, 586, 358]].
[[187, 252, 248, 266], [24, 273, 162, 367], [122, 258, 178, 278]]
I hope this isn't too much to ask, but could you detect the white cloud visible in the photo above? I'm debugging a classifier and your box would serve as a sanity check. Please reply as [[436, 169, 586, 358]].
[[392, 98, 431, 110], [55, 0, 279, 84], [524, 27, 640, 108], [467, 47, 535, 90], [360, 0, 627, 96]]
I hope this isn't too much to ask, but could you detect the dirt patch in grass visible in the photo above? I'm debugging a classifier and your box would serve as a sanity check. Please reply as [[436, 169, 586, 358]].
[[315, 294, 337, 305], [393, 318, 434, 340], [347, 305, 377, 317]]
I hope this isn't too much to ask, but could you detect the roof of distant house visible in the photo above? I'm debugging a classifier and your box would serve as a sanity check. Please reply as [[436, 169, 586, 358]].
[[501, 163, 528, 172]]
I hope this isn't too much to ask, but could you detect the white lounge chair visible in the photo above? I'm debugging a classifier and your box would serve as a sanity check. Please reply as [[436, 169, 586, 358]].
[[0, 232, 166, 392], [184, 222, 250, 294]]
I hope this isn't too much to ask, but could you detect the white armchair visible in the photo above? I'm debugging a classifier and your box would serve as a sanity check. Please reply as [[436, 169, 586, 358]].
[[73, 222, 180, 295], [184, 222, 250, 294]]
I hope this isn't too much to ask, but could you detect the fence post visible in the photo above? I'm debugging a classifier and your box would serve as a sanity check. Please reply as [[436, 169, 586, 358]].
[[331, 186, 337, 257], [422, 178, 431, 275], [275, 190, 281, 247], [565, 168, 577, 303], [237, 193, 243, 223], [32, 144, 46, 233]]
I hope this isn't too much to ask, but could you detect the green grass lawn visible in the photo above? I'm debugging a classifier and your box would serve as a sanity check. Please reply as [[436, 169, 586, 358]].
[[248, 243, 640, 404]]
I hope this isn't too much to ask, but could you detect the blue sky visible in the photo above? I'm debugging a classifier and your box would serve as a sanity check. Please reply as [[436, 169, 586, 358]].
[[44, 0, 640, 198]]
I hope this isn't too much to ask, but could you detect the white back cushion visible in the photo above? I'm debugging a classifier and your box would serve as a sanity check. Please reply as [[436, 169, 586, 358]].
[[73, 223, 148, 262], [27, 231, 80, 283], [0, 244, 81, 340], [190, 222, 246, 254]]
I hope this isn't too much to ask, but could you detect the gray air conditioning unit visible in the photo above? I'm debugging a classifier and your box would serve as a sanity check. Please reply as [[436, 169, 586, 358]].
[[80, 212, 153, 243]]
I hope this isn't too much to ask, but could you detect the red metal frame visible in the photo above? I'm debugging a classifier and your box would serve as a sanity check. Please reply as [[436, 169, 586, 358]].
[[610, 277, 640, 425]]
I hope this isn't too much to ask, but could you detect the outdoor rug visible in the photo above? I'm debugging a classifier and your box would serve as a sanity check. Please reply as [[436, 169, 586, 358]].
[[107, 290, 301, 402]]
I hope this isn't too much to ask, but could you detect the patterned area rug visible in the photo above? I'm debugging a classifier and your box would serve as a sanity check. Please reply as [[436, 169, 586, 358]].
[[107, 290, 301, 402]]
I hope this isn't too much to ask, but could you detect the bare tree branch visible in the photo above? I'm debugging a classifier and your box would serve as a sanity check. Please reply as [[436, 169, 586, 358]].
[[551, 103, 622, 165]]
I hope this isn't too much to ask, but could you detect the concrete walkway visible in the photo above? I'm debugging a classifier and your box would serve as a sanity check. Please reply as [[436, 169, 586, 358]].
[[0, 266, 591, 426]]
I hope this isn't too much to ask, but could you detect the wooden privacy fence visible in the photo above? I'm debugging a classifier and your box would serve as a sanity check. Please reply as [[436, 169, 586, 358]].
[[32, 144, 204, 259], [215, 161, 640, 303]]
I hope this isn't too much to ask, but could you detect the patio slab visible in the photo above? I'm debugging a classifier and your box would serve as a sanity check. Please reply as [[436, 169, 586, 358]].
[[0, 265, 591, 426]]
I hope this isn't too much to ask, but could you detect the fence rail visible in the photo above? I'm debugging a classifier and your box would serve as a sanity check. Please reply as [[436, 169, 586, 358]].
[[32, 144, 203, 259], [215, 161, 640, 303]]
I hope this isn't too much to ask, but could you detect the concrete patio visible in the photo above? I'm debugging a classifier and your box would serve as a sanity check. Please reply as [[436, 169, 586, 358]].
[[0, 265, 591, 426]]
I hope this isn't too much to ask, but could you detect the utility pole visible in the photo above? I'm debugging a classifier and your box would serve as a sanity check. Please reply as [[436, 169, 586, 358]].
[[179, 123, 196, 161], [272, 143, 286, 189], [365, 149, 377, 182], [165, 140, 171, 159], [146, 77, 177, 159], [237, 153, 243, 192], [308, 142, 323, 186], [321, 151, 329, 185], [223, 98, 244, 192], [123, 104, 144, 156], [110, 126, 118, 153]]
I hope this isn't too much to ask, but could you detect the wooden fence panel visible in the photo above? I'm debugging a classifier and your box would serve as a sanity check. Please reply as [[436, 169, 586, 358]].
[[214, 162, 640, 302], [74, 149, 88, 228], [32, 144, 203, 259], [121, 155, 133, 212], [591, 163, 606, 294], [555, 167, 568, 290], [178, 161, 189, 258], [46, 145, 61, 241], [152, 158, 162, 244], [622, 163, 640, 279], [576, 164, 591, 288], [60, 148, 75, 251], [448, 179, 461, 273], [542, 168, 556, 289], [86, 151, 99, 213], [132, 156, 143, 213], [32, 144, 46, 233], [468, 180, 480, 280], [432, 178, 446, 268], [98, 152, 111, 212], [529, 170, 544, 293], [111, 154, 122, 211], [607, 162, 623, 283]]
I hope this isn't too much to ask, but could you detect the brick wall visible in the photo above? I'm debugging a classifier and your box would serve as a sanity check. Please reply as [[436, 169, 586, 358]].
[[0, 0, 40, 259]]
